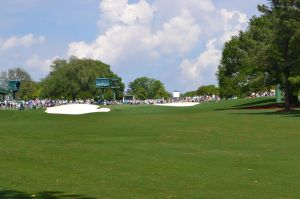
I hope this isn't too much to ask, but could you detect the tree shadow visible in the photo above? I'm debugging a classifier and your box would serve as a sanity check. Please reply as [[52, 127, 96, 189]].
[[232, 109, 300, 117], [214, 98, 300, 117], [0, 190, 96, 199], [233, 98, 276, 108], [215, 98, 287, 111]]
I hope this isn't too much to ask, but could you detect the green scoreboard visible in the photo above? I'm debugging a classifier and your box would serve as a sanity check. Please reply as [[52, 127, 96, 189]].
[[96, 78, 111, 88], [96, 78, 120, 101]]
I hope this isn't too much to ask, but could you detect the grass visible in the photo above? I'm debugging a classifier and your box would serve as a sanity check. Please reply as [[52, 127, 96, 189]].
[[0, 97, 300, 198]]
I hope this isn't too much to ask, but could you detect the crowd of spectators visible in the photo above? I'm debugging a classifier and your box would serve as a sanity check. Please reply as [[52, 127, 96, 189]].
[[247, 91, 276, 98], [186, 95, 221, 103], [5, 91, 283, 110], [0, 99, 98, 110], [0, 88, 279, 111], [122, 95, 221, 105], [1, 94, 222, 110]]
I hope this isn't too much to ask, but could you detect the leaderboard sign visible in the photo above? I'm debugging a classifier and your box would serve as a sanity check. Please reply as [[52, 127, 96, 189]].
[[8, 80, 21, 92], [0, 80, 21, 93], [96, 78, 111, 88], [96, 78, 120, 89]]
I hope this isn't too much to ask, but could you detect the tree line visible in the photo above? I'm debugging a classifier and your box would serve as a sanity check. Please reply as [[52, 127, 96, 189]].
[[184, 85, 219, 97], [217, 0, 300, 110], [1, 57, 170, 101], [3, 0, 299, 109]]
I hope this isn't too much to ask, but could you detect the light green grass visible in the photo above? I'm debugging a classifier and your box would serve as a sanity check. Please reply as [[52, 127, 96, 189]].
[[0, 98, 300, 199]]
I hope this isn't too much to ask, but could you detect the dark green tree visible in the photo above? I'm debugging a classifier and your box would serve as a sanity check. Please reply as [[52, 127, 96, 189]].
[[0, 68, 39, 99], [184, 91, 197, 97], [217, 35, 247, 98], [40, 57, 125, 100], [18, 81, 40, 100], [218, 0, 300, 110], [129, 77, 170, 99], [218, 15, 274, 98], [259, 0, 300, 110], [196, 85, 220, 96]]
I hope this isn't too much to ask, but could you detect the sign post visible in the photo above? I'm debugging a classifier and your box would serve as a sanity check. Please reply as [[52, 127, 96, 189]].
[[276, 84, 282, 103], [96, 78, 120, 101], [110, 78, 119, 101], [96, 78, 110, 101]]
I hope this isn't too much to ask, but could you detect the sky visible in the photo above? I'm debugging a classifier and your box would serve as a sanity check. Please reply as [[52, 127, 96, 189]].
[[0, 0, 268, 92]]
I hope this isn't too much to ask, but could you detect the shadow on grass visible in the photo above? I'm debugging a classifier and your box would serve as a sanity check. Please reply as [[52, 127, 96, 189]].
[[233, 98, 276, 108], [214, 98, 300, 117], [232, 109, 300, 117], [0, 190, 96, 199], [215, 98, 286, 111]]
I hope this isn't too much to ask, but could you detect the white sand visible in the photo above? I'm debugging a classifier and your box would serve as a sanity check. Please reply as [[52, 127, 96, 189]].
[[45, 104, 110, 115], [155, 102, 199, 107]]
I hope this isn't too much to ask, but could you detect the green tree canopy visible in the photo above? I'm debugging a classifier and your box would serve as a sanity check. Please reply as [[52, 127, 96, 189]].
[[184, 85, 219, 97], [260, 0, 300, 109], [17, 81, 40, 100], [217, 12, 277, 99], [40, 57, 125, 100], [184, 91, 197, 97], [196, 85, 220, 96], [217, 0, 300, 110], [0, 67, 38, 99], [1, 67, 32, 82], [128, 77, 170, 100]]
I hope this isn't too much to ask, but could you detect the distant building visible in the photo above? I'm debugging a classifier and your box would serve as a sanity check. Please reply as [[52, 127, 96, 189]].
[[172, 91, 180, 98]]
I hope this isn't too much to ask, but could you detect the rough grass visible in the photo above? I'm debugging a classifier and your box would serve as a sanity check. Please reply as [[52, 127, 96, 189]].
[[0, 97, 300, 199]]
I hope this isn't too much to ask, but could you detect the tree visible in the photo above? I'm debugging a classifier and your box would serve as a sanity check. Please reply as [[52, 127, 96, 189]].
[[1, 67, 31, 82], [218, 15, 275, 99], [259, 0, 300, 110], [40, 57, 125, 100], [135, 87, 147, 100], [196, 85, 220, 96], [18, 81, 40, 100], [184, 91, 197, 97], [218, 0, 300, 110], [217, 35, 249, 98], [0, 68, 38, 99], [129, 77, 170, 99]]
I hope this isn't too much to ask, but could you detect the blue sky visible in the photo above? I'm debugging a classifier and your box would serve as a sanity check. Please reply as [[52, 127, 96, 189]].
[[0, 0, 267, 92]]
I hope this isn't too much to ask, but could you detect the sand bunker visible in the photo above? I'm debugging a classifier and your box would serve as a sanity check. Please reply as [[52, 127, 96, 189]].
[[155, 102, 199, 107], [45, 104, 110, 115]]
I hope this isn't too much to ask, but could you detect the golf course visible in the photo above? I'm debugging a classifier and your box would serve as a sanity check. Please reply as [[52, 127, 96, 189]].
[[1, 97, 299, 199]]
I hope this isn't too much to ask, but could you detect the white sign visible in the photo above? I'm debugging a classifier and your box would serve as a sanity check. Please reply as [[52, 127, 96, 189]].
[[173, 91, 180, 98]]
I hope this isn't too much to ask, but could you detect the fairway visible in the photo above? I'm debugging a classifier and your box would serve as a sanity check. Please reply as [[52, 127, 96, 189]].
[[1, 98, 300, 199]]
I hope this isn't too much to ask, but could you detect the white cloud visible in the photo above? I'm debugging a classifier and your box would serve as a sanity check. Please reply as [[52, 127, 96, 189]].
[[180, 39, 221, 80], [0, 34, 45, 51], [182, 0, 215, 12], [99, 0, 154, 27], [26, 55, 59, 73], [179, 8, 248, 88], [67, 0, 249, 91], [153, 0, 215, 19], [149, 9, 201, 55], [219, 9, 248, 43], [68, 24, 152, 65], [220, 8, 247, 24], [69, 0, 202, 64], [69, 0, 154, 64]]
